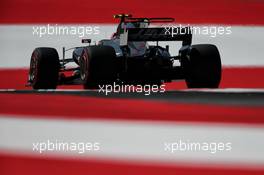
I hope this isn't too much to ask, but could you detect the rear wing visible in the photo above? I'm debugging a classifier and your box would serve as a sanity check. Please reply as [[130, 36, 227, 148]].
[[120, 27, 192, 46]]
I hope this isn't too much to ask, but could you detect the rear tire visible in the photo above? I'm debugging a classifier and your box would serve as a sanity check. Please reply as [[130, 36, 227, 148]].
[[29, 47, 60, 89], [182, 44, 222, 88], [79, 46, 117, 89]]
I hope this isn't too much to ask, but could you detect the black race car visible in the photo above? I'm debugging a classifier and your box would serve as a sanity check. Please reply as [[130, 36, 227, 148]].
[[27, 14, 221, 89]]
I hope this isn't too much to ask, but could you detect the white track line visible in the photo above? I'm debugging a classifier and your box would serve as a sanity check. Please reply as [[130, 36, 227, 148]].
[[1, 88, 264, 93], [0, 25, 264, 67], [0, 115, 264, 169], [182, 88, 264, 93]]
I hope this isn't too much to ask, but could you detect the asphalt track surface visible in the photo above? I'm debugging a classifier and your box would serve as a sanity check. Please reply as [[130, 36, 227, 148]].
[[1, 89, 264, 107]]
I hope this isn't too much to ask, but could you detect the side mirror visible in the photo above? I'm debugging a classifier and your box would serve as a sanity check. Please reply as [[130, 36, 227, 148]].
[[113, 14, 132, 19], [82, 39, 91, 45]]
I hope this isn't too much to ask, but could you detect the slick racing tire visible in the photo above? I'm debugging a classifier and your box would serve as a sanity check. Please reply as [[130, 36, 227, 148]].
[[79, 45, 117, 89], [29, 47, 60, 89], [182, 44, 222, 88]]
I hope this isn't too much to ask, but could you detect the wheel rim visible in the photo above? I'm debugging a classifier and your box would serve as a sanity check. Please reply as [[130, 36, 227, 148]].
[[80, 51, 89, 81], [29, 51, 38, 83]]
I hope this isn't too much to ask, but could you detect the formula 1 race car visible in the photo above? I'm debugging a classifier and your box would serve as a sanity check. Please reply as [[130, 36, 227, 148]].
[[27, 14, 221, 89]]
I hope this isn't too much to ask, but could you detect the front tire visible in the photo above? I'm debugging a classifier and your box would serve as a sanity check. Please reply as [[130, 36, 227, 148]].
[[182, 44, 222, 88], [29, 47, 60, 89]]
